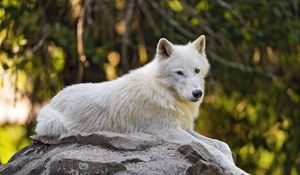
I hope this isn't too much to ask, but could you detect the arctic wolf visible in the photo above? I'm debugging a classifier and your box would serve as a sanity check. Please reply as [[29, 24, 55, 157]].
[[36, 35, 248, 174]]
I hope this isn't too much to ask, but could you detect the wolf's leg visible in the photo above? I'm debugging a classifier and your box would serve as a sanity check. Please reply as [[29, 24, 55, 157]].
[[161, 127, 249, 175], [188, 130, 234, 163]]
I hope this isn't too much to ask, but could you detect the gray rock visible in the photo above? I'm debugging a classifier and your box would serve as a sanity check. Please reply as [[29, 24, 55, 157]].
[[30, 131, 164, 151], [178, 143, 223, 175], [0, 132, 231, 175]]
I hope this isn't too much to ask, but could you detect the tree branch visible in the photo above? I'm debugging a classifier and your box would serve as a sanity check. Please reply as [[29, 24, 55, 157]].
[[75, 0, 91, 82], [148, 0, 194, 39], [121, 0, 135, 72]]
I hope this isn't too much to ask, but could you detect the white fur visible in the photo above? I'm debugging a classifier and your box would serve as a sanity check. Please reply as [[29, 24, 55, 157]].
[[36, 36, 248, 174]]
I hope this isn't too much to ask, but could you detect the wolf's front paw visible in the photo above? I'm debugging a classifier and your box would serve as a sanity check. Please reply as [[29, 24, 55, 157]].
[[212, 139, 235, 163], [226, 166, 250, 175]]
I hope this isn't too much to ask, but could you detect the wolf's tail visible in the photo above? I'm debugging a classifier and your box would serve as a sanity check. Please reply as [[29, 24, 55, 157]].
[[35, 105, 67, 136]]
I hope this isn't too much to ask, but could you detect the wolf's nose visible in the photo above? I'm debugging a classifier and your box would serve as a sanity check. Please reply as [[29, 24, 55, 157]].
[[192, 90, 203, 98]]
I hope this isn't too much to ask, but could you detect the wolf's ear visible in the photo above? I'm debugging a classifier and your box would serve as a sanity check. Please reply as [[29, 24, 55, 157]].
[[193, 35, 206, 54], [157, 38, 173, 58]]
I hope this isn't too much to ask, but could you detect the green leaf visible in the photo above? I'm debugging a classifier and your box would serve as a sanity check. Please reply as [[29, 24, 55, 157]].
[[168, 0, 183, 12]]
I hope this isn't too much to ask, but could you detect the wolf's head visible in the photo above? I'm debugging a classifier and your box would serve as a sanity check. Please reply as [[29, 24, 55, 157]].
[[155, 35, 210, 102]]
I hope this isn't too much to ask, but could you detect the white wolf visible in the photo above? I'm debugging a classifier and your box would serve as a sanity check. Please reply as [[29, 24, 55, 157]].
[[36, 35, 248, 174]]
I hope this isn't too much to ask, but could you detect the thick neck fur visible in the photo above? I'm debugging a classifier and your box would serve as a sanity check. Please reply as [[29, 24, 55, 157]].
[[126, 58, 200, 130]]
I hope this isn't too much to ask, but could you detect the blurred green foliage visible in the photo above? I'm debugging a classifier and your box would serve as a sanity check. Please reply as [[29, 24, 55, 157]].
[[0, 124, 32, 163], [0, 0, 299, 174]]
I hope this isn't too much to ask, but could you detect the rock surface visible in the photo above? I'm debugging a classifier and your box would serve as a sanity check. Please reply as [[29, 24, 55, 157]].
[[0, 132, 228, 175]]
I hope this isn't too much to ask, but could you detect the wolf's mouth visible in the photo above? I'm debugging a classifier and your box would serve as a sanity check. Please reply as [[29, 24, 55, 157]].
[[190, 98, 200, 102]]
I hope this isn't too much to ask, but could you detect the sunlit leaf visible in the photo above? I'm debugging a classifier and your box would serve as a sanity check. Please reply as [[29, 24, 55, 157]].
[[115, 20, 126, 35], [168, 0, 183, 12], [190, 18, 199, 26], [48, 44, 65, 72], [107, 51, 120, 67], [104, 63, 117, 80], [258, 150, 274, 169], [196, 0, 209, 11], [138, 44, 147, 65], [115, 0, 125, 10]]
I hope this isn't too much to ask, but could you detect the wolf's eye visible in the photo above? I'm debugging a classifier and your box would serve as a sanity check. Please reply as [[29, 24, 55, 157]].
[[176, 70, 184, 76], [195, 68, 200, 73]]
